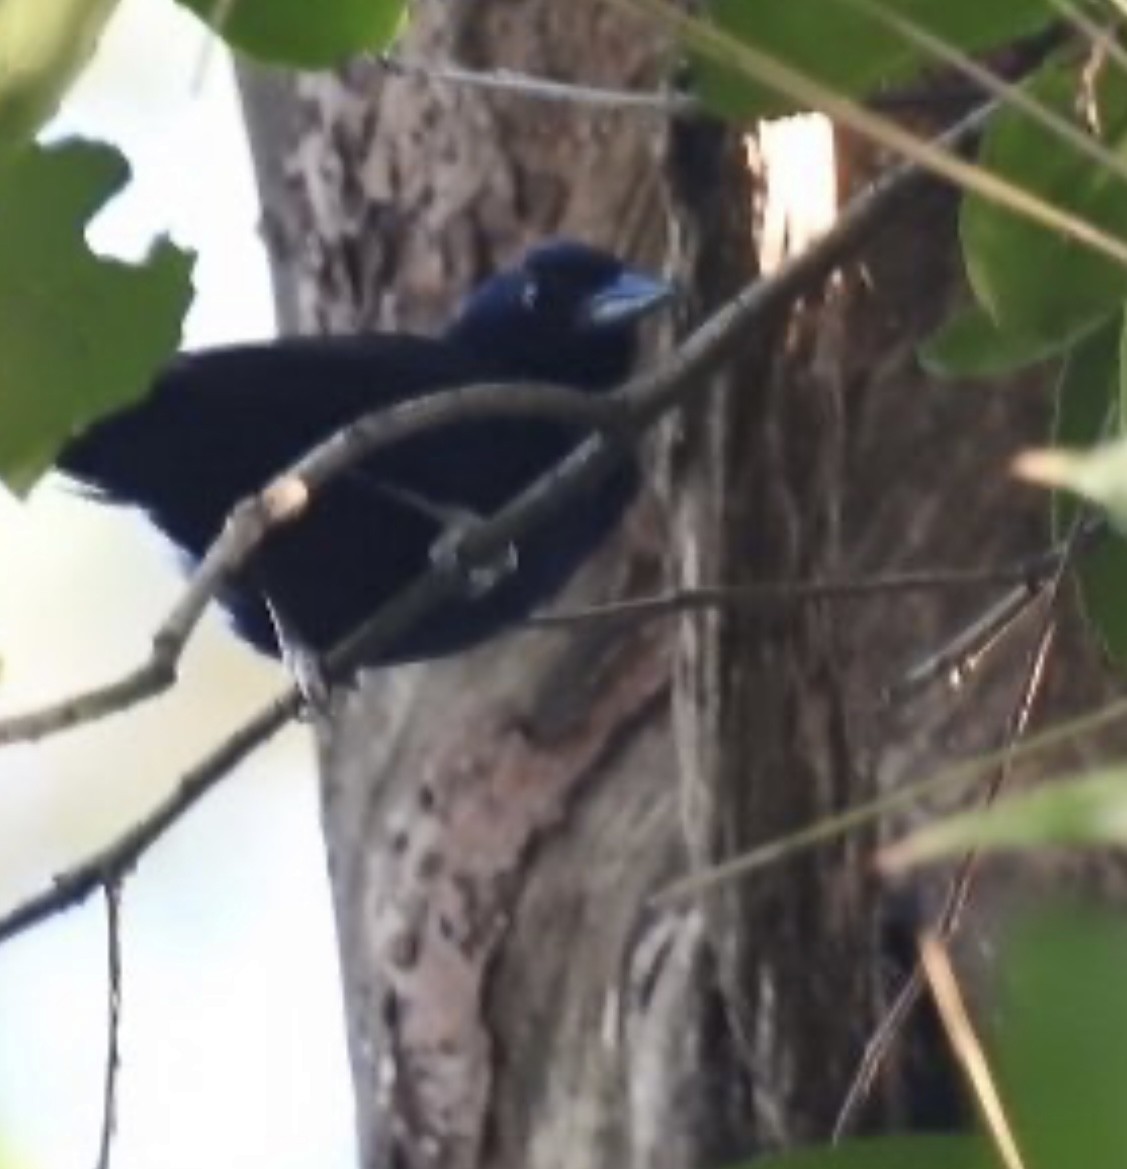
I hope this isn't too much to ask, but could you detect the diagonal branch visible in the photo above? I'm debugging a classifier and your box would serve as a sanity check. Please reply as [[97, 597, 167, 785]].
[[0, 386, 617, 744], [0, 690, 299, 944]]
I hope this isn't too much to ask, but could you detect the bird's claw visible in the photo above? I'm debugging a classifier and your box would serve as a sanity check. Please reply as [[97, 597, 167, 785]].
[[376, 482, 520, 598], [290, 650, 332, 720], [430, 523, 519, 599], [373, 482, 518, 596], [267, 598, 332, 717]]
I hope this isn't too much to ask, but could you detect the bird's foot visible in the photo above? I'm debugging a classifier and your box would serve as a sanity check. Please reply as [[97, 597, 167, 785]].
[[289, 648, 332, 721], [266, 599, 332, 718], [377, 482, 519, 598], [430, 522, 519, 598]]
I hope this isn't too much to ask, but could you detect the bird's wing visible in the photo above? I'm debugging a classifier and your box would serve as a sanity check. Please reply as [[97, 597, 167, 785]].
[[55, 333, 612, 659], [60, 334, 494, 500]]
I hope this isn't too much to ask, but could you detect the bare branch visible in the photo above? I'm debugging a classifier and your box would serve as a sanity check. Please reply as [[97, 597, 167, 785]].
[[0, 690, 299, 945], [883, 516, 1105, 705], [377, 53, 696, 115], [0, 659, 177, 747], [529, 546, 1074, 630], [95, 880, 124, 1169]]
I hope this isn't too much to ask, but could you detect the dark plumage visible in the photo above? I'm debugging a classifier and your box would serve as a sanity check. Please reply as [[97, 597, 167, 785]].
[[59, 240, 671, 663]]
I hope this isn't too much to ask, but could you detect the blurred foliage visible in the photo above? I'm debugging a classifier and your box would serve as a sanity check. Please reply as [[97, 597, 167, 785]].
[[958, 59, 1127, 356], [173, 0, 406, 67], [886, 763, 1127, 867], [920, 303, 1074, 378], [690, 0, 1050, 120], [1048, 321, 1127, 666], [683, 0, 1127, 675], [0, 0, 120, 164], [724, 908, 1127, 1169], [996, 907, 1127, 1167]]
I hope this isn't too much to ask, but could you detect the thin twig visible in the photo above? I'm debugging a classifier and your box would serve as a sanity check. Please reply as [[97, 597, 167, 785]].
[[833, 506, 1086, 1139], [95, 880, 124, 1169], [651, 694, 1127, 908], [884, 579, 1046, 706], [1046, 0, 1127, 86], [0, 659, 177, 747], [377, 53, 697, 115], [884, 516, 1105, 704], [0, 690, 299, 945], [530, 547, 1071, 629]]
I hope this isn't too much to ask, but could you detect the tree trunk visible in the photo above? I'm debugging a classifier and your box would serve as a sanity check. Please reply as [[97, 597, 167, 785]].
[[236, 10, 1127, 1169]]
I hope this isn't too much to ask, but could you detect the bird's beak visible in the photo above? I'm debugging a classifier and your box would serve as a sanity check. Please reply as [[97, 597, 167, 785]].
[[582, 269, 675, 329]]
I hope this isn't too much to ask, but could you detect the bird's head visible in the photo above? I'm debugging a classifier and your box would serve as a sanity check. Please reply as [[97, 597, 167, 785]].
[[445, 240, 674, 390]]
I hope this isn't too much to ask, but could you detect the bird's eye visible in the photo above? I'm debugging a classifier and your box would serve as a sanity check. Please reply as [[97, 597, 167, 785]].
[[520, 279, 539, 309]]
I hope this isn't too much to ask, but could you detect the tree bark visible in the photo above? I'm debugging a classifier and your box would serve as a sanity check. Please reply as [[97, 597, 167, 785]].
[[236, 11, 1127, 1169]]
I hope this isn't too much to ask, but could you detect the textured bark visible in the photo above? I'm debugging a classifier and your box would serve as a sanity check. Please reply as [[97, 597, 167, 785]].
[[235, 13, 1127, 1169], [662, 121, 877, 1142], [238, 5, 712, 1166], [244, 7, 667, 340]]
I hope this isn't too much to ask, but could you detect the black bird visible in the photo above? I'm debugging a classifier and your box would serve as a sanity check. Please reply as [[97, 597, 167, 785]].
[[59, 240, 671, 665]]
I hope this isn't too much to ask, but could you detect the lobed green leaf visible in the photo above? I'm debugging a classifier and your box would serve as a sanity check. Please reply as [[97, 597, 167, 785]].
[[0, 140, 194, 494]]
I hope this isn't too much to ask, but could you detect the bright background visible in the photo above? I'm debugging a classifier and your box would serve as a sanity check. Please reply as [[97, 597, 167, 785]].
[[0, 2, 356, 1166]]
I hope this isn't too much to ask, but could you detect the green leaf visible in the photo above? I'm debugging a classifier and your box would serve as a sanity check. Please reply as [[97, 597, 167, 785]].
[[1052, 316, 1121, 462], [0, 139, 194, 494], [0, 0, 119, 160], [883, 765, 1127, 869], [998, 908, 1127, 1168], [691, 0, 1051, 121], [961, 58, 1127, 344], [726, 1135, 995, 1168], [1118, 307, 1127, 437], [1023, 433, 1127, 529], [1049, 317, 1127, 666], [920, 304, 1080, 378], [175, 0, 407, 66]]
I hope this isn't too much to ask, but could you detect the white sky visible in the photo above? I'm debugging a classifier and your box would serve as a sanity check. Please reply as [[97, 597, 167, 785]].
[[0, 2, 356, 1167]]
